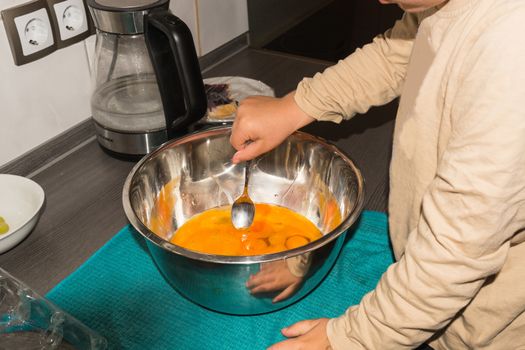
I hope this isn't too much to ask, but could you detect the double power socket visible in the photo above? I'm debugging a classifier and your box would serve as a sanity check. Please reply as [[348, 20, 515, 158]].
[[1, 0, 94, 66]]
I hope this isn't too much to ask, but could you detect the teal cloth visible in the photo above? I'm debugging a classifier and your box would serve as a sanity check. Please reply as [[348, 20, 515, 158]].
[[46, 211, 394, 350]]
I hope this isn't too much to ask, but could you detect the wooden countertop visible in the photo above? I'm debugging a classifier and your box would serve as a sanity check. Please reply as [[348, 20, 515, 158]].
[[0, 48, 396, 294]]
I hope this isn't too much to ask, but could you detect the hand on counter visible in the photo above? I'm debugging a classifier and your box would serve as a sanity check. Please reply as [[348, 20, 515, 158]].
[[230, 92, 315, 163], [267, 318, 331, 350]]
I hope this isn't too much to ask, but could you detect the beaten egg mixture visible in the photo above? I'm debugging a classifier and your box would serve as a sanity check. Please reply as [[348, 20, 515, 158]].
[[171, 204, 322, 256]]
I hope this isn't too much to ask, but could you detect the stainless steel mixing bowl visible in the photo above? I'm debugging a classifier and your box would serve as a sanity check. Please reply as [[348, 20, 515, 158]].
[[122, 126, 364, 315]]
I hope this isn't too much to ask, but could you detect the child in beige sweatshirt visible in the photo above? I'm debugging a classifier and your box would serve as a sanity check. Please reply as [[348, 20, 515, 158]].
[[230, 0, 525, 349]]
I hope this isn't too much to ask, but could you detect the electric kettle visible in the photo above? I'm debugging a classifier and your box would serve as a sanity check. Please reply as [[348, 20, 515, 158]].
[[87, 0, 207, 157]]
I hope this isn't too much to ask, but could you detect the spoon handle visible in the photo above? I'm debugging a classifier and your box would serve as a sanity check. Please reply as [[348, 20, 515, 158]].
[[244, 160, 251, 191]]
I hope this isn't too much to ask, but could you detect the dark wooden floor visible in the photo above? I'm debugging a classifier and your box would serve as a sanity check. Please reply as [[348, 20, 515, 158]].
[[264, 0, 403, 62]]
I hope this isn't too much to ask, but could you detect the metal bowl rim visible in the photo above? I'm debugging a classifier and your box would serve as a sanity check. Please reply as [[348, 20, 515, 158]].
[[122, 126, 365, 264]]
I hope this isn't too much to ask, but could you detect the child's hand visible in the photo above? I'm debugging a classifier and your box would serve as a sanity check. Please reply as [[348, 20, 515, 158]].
[[267, 318, 332, 350], [246, 260, 303, 303], [230, 92, 315, 163]]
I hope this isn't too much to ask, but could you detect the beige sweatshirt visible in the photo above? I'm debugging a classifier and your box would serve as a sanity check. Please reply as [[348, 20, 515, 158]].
[[294, 0, 525, 349]]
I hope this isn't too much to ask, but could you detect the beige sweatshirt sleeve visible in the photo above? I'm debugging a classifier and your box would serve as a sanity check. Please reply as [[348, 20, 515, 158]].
[[326, 9, 525, 349], [293, 11, 427, 123]]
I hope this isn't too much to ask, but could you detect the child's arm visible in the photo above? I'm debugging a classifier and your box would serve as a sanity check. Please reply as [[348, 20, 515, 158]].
[[327, 10, 525, 349], [231, 11, 428, 163], [294, 10, 428, 123]]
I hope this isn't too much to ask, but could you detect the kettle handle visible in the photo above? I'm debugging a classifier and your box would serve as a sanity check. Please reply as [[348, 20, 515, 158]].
[[144, 10, 207, 139]]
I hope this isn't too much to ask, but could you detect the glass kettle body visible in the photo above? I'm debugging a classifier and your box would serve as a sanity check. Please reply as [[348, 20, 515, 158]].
[[87, 0, 207, 156]]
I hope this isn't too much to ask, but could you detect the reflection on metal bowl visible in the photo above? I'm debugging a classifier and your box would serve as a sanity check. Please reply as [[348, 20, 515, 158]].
[[122, 126, 364, 315]]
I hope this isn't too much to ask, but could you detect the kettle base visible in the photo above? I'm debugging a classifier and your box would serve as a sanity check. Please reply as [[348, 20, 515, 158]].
[[98, 145, 145, 162], [93, 121, 167, 157]]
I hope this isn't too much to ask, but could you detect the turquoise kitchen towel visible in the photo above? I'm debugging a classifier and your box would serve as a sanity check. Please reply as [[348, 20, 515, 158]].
[[46, 211, 394, 350]]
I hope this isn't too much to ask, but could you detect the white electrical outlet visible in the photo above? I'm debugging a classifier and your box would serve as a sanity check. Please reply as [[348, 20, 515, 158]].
[[14, 8, 54, 56], [1, 0, 57, 65], [51, 0, 89, 41]]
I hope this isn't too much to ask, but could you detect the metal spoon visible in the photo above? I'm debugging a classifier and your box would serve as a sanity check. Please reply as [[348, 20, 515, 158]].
[[231, 160, 255, 229]]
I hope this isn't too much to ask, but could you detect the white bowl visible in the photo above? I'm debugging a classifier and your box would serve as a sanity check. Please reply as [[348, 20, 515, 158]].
[[0, 174, 45, 253]]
